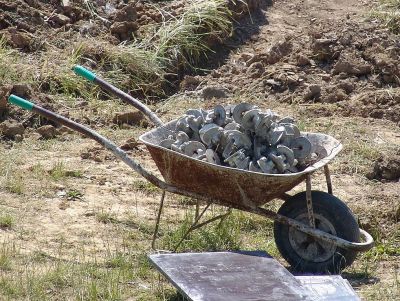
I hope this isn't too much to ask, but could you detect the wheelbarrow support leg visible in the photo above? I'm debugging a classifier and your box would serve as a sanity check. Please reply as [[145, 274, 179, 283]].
[[306, 174, 315, 228], [152, 190, 166, 251], [173, 203, 211, 252], [173, 204, 232, 252], [324, 165, 333, 195]]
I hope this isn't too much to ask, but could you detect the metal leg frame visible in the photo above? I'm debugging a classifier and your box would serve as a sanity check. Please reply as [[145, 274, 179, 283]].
[[324, 165, 333, 194], [305, 174, 315, 228], [152, 190, 167, 251], [173, 204, 232, 252], [151, 192, 232, 252]]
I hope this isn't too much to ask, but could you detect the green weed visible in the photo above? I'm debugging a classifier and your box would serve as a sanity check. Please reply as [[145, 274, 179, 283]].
[[0, 214, 14, 230], [132, 180, 161, 195], [96, 211, 117, 224]]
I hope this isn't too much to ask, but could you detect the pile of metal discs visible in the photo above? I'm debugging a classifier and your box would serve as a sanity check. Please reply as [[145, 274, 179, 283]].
[[159, 103, 314, 174]]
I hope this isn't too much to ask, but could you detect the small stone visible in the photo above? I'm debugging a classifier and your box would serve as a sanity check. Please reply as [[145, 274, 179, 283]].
[[211, 70, 221, 78], [37, 125, 57, 139], [296, 54, 310, 66], [11, 84, 32, 98], [337, 81, 355, 94], [246, 62, 264, 79], [332, 53, 372, 76], [49, 14, 71, 27], [303, 84, 321, 101], [113, 111, 147, 126], [0, 121, 25, 139], [202, 86, 228, 100], [180, 76, 200, 91], [7, 28, 31, 49], [110, 21, 138, 40], [120, 137, 139, 151], [114, 4, 137, 22], [14, 134, 23, 142]]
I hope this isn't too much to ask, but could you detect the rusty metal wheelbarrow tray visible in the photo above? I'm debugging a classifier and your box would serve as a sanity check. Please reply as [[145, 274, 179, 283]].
[[140, 118, 342, 208]]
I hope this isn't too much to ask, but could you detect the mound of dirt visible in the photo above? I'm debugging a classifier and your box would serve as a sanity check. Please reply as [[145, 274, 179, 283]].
[[343, 89, 400, 123], [192, 4, 400, 124], [367, 151, 400, 182]]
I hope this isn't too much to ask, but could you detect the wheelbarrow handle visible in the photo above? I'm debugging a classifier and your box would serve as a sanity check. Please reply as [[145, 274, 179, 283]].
[[8, 94, 166, 187], [73, 65, 163, 127], [8, 94, 221, 205]]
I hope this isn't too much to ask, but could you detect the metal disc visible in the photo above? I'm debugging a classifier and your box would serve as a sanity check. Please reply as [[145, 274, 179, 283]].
[[232, 103, 255, 124], [291, 136, 312, 159]]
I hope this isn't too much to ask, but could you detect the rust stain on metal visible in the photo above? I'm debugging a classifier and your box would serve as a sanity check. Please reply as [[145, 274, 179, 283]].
[[139, 119, 343, 207]]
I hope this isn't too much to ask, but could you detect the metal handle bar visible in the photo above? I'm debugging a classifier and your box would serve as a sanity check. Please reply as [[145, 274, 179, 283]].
[[73, 65, 163, 127], [8, 94, 169, 190]]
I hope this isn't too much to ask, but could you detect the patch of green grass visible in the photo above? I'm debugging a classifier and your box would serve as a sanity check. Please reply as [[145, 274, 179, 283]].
[[96, 210, 117, 224], [4, 172, 24, 195], [0, 37, 34, 85], [79, 40, 165, 99], [49, 161, 82, 181], [162, 208, 242, 251], [66, 189, 84, 201], [132, 180, 161, 195], [153, 0, 232, 69], [0, 214, 14, 230], [0, 247, 158, 301], [0, 243, 14, 271], [371, 0, 400, 33]]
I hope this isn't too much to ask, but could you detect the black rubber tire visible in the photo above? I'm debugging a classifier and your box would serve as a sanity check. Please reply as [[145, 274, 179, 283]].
[[274, 191, 360, 274]]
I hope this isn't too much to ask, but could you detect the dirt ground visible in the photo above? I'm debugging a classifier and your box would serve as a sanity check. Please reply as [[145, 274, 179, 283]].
[[0, 0, 399, 300]]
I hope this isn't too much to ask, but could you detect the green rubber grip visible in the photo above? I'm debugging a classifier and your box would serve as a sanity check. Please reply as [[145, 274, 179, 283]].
[[73, 65, 96, 81], [8, 94, 34, 111]]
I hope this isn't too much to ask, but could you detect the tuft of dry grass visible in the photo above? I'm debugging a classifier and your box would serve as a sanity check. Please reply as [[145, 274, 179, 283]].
[[152, 0, 233, 69], [371, 0, 400, 33]]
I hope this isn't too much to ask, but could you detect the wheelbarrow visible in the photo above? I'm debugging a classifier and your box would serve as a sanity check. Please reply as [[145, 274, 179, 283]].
[[7, 65, 374, 273]]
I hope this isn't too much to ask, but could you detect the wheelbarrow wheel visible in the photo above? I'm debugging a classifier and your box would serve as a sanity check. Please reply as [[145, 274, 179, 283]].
[[274, 191, 360, 274]]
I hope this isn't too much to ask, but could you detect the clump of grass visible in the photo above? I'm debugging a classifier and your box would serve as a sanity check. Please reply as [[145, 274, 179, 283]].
[[162, 209, 242, 251], [371, 0, 400, 33], [0, 214, 14, 230], [96, 210, 117, 224], [76, 0, 233, 99], [0, 243, 16, 270], [78, 40, 165, 99], [49, 161, 82, 180], [66, 189, 84, 201], [132, 180, 161, 195], [153, 0, 232, 69]]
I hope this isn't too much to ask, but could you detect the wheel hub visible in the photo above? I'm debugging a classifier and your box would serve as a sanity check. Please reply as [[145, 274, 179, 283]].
[[289, 213, 337, 262]]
